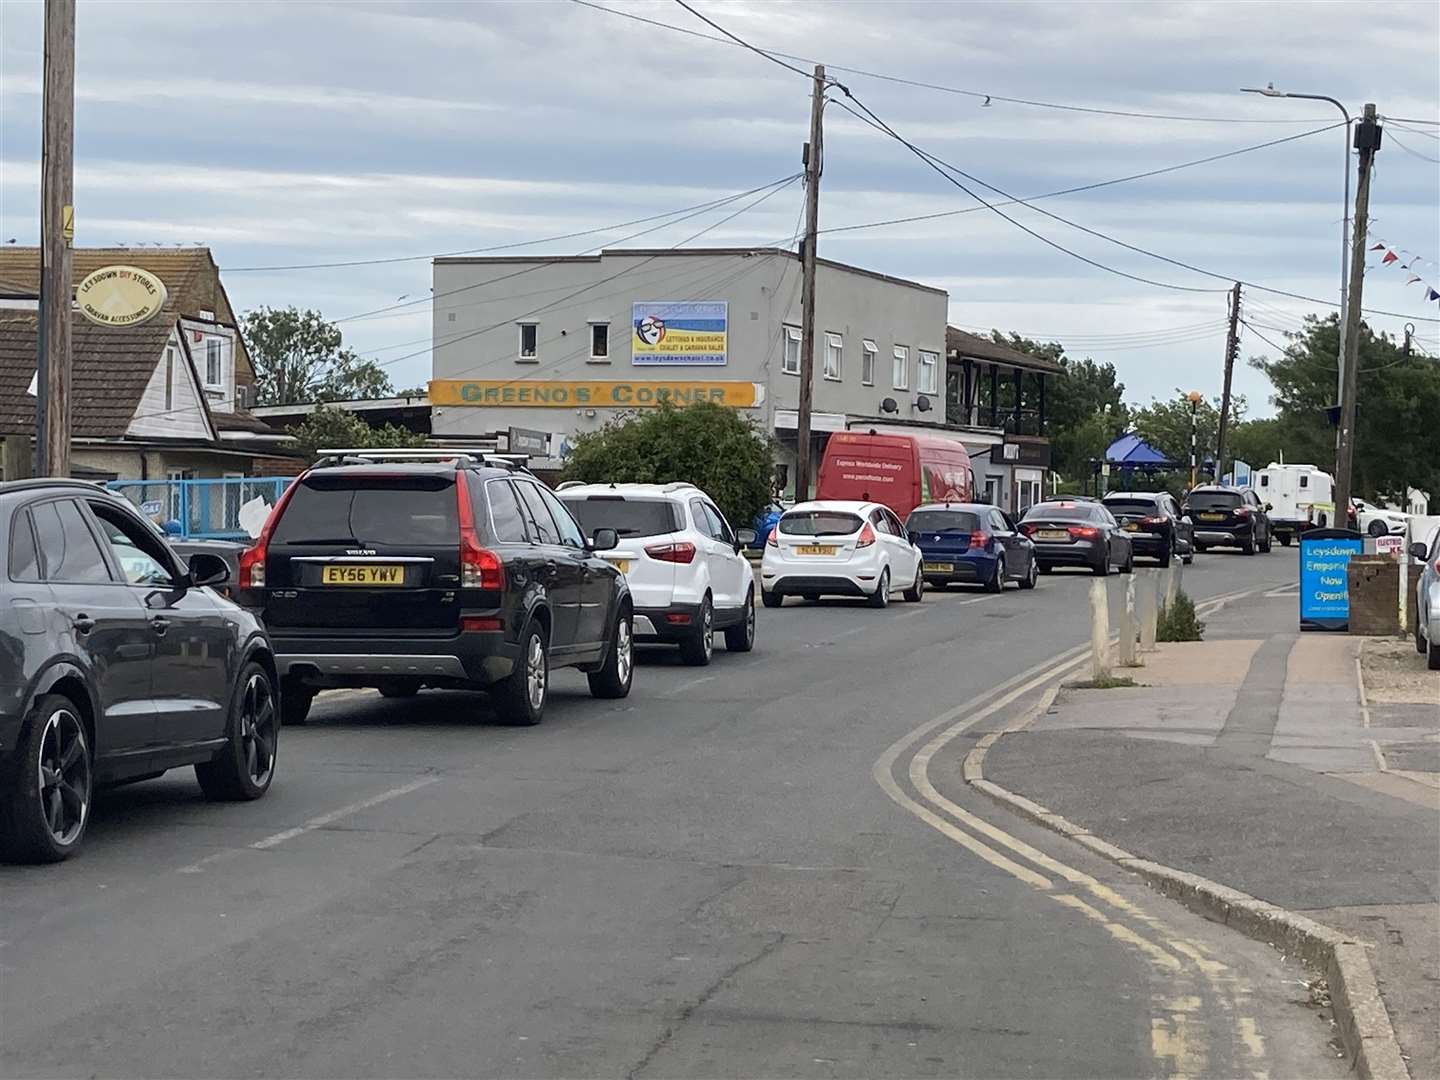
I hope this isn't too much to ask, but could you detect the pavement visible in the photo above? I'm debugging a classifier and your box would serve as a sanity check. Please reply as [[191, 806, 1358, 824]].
[[974, 583, 1440, 1078], [1, 546, 1354, 1078]]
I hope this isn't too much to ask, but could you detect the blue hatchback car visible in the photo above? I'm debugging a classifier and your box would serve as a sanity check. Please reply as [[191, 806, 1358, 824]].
[[904, 502, 1038, 592]]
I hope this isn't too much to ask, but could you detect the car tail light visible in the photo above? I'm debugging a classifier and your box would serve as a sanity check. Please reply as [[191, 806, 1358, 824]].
[[646, 541, 696, 563], [237, 474, 303, 589], [461, 616, 503, 632], [456, 473, 505, 590], [856, 523, 877, 548], [1143, 516, 1166, 525], [767, 529, 779, 547], [1234, 507, 1250, 519], [969, 531, 991, 549], [1068, 525, 1099, 538], [1019, 523, 1036, 536]]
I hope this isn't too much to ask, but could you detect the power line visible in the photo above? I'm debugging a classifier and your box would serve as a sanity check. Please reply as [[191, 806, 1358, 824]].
[[1383, 128, 1440, 164], [672, 0, 813, 80], [570, 0, 1321, 124], [834, 93, 1440, 323], [1384, 118, 1440, 138]]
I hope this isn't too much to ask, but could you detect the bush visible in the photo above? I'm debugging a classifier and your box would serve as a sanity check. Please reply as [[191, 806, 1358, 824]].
[[561, 401, 774, 529], [1157, 589, 1205, 642], [289, 405, 428, 459]]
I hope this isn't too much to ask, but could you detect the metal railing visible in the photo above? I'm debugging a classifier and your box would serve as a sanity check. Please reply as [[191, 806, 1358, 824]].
[[106, 476, 294, 539]]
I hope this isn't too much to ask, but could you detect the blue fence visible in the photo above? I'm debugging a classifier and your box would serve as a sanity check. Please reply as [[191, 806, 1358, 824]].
[[107, 476, 294, 540]]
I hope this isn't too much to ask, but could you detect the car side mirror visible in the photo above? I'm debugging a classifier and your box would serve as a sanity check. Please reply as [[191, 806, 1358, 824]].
[[187, 552, 230, 589], [735, 527, 757, 550], [1409, 542, 1428, 561], [1265, 502, 1273, 512], [589, 527, 619, 552]]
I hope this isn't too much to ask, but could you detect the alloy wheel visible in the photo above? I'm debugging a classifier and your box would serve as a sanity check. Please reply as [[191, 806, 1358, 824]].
[[701, 603, 714, 660], [744, 596, 755, 645], [526, 634, 547, 711], [616, 616, 633, 685], [38, 708, 90, 847], [240, 673, 277, 786]]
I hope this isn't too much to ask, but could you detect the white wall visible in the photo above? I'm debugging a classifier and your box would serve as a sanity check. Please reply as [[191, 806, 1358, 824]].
[[127, 326, 213, 441]]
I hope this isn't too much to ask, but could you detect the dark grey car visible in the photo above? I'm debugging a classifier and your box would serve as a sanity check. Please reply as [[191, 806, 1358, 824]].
[[0, 480, 279, 863]]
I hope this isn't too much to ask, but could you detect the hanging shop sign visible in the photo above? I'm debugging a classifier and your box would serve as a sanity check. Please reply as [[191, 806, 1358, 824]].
[[75, 265, 168, 327]]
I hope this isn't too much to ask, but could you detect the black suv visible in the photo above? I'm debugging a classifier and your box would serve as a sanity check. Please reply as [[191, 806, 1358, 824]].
[[1183, 485, 1272, 555], [0, 480, 279, 863], [240, 452, 633, 726], [1101, 491, 1194, 567]]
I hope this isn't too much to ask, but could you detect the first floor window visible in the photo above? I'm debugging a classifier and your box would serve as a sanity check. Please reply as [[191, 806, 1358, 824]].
[[782, 325, 801, 374], [823, 332, 843, 380], [590, 322, 609, 359], [518, 323, 538, 360], [164, 346, 176, 410], [917, 350, 939, 394], [861, 340, 877, 385], [892, 345, 909, 390], [205, 339, 222, 387]]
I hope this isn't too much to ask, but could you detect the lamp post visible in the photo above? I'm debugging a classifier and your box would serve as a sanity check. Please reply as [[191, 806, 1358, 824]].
[[1186, 390, 1204, 490], [1241, 84, 1352, 458]]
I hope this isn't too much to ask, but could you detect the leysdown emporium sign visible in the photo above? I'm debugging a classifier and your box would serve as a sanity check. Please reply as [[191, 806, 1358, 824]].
[[75, 265, 168, 327]]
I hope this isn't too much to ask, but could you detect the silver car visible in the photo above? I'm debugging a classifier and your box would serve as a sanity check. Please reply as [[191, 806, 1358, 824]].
[[1411, 524, 1440, 670]]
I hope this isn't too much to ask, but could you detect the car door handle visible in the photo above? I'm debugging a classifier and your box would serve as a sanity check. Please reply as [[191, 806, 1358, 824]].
[[544, 561, 559, 579], [150, 617, 170, 636], [73, 615, 96, 635]]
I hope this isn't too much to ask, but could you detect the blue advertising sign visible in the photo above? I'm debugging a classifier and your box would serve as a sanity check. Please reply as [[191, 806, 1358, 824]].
[[1299, 528, 1363, 631]]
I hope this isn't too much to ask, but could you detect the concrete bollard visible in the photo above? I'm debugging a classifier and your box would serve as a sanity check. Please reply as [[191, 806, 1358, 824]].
[[1138, 571, 1158, 652], [1089, 579, 1111, 681], [1163, 563, 1181, 612], [1117, 574, 1137, 666]]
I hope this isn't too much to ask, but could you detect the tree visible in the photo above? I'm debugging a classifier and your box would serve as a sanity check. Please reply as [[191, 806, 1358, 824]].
[[1130, 390, 1248, 477], [243, 306, 393, 406], [1250, 314, 1440, 502], [561, 402, 774, 528], [288, 406, 428, 459], [1227, 417, 1285, 472]]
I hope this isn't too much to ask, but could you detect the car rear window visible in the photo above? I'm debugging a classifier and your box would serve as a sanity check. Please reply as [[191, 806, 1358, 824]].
[[271, 475, 459, 546], [1187, 490, 1242, 510], [1103, 499, 1160, 514], [561, 496, 681, 539], [1023, 503, 1099, 522], [779, 511, 863, 536], [906, 509, 980, 532]]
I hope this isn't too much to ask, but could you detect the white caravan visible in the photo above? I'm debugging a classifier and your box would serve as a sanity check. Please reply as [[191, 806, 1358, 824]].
[[1254, 463, 1335, 545]]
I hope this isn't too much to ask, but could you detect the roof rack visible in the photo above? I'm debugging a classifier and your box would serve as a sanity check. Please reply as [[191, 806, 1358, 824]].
[[312, 447, 534, 474], [0, 477, 108, 495]]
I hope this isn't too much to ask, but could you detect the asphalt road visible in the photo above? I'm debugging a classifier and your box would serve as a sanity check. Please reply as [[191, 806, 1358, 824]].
[[1, 546, 1347, 1078]]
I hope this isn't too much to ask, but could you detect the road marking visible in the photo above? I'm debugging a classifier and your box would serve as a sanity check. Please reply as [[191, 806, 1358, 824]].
[[178, 775, 440, 873], [667, 674, 717, 695]]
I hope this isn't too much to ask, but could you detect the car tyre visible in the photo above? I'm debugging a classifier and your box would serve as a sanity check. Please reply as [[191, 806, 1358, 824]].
[[1242, 535, 1256, 556], [588, 608, 634, 698], [1157, 543, 1172, 568], [903, 565, 925, 602], [1430, 636, 1440, 672], [1183, 549, 1194, 565], [196, 662, 278, 802], [1092, 555, 1110, 576], [983, 558, 1004, 593], [493, 621, 547, 725], [1279, 532, 1292, 547], [1259, 530, 1273, 553], [281, 681, 313, 726], [1416, 621, 1427, 655], [761, 589, 783, 609], [1368, 519, 1388, 538], [1018, 556, 1038, 590], [1037, 562, 1052, 575], [0, 694, 93, 864], [678, 595, 714, 666], [1119, 549, 1134, 574], [724, 589, 757, 651], [869, 568, 891, 609]]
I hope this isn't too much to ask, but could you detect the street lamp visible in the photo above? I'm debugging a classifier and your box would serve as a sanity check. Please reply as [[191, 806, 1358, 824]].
[[1186, 390, 1205, 490], [1241, 83, 1352, 449]]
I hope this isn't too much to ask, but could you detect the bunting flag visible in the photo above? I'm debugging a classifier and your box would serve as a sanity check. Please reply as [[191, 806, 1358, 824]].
[[1430, 288, 1440, 303], [1367, 238, 1440, 307], [1369, 243, 1386, 251], [1382, 250, 1399, 264], [1408, 275, 1423, 285]]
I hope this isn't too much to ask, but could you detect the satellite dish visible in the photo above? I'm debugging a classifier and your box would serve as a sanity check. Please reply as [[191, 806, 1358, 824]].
[[880, 397, 899, 414], [915, 395, 933, 412]]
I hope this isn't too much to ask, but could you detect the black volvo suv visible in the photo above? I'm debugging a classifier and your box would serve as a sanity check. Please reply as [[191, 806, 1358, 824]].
[[239, 451, 633, 726]]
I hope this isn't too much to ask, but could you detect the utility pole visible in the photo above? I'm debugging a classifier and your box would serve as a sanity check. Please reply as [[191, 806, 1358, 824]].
[[793, 64, 824, 503], [1333, 103, 1381, 528], [1215, 282, 1241, 482], [36, 0, 76, 478]]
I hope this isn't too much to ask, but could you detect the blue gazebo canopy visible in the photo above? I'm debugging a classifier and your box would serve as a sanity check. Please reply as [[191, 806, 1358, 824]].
[[1105, 432, 1173, 466]]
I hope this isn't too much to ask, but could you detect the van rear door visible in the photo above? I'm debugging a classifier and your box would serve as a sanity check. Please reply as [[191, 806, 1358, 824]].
[[817, 434, 914, 513], [263, 473, 463, 633]]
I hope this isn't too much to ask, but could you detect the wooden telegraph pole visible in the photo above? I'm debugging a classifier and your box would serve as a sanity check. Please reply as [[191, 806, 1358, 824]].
[[1215, 282, 1241, 482], [36, 0, 76, 478], [794, 64, 825, 503]]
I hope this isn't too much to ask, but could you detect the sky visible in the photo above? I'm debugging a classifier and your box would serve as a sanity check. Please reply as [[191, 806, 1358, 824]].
[[2, 0, 1438, 416]]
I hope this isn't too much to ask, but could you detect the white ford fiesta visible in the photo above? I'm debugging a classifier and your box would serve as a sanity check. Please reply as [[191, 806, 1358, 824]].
[[761, 500, 924, 608]]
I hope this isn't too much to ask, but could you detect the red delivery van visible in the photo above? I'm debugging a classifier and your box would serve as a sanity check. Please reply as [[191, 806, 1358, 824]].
[[816, 431, 974, 518]]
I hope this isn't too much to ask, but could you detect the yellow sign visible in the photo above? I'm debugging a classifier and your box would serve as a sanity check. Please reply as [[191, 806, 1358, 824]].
[[75, 265, 168, 327], [61, 205, 74, 245], [429, 379, 762, 409]]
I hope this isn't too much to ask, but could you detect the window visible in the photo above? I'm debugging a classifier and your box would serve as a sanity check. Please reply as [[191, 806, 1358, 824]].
[[205, 339, 223, 387], [704, 503, 733, 544], [271, 476, 460, 546], [514, 481, 560, 545], [9, 511, 40, 581], [823, 333, 843, 381], [907, 509, 981, 533], [917, 350, 939, 395], [982, 477, 999, 506], [536, 485, 585, 548], [487, 480, 531, 544], [690, 499, 729, 543], [89, 504, 173, 586], [30, 501, 112, 583], [861, 340, 877, 386], [1298, 474, 1307, 489], [779, 511, 863, 536], [892, 346, 909, 390], [782, 325, 801, 374], [884, 508, 906, 536], [563, 496, 680, 539], [518, 323, 538, 361], [164, 346, 176, 411], [590, 322, 609, 360]]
